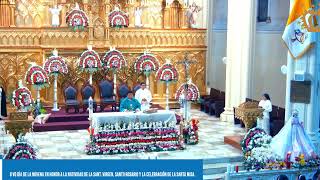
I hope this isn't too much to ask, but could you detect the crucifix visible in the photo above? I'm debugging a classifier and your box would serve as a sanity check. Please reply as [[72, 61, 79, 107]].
[[177, 52, 196, 121], [177, 52, 196, 81]]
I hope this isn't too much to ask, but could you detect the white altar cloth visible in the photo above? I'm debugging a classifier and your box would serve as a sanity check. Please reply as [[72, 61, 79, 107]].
[[91, 110, 176, 129]]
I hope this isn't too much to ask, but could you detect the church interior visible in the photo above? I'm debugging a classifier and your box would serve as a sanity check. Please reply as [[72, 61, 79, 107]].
[[0, 0, 320, 179]]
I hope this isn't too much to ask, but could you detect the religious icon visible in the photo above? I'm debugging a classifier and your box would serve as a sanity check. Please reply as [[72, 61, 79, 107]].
[[186, 2, 202, 28], [134, 7, 143, 28], [49, 5, 63, 27]]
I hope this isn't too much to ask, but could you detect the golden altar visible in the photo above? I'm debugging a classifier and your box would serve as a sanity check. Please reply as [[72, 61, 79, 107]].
[[0, 0, 207, 107]]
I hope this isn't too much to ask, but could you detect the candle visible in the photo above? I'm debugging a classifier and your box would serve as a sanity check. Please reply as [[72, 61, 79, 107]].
[[227, 164, 231, 173], [231, 165, 235, 173], [285, 151, 292, 169], [286, 152, 292, 162], [235, 166, 239, 173]]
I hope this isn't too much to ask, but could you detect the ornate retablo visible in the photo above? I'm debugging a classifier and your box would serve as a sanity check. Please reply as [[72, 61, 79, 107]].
[[0, 0, 206, 106]]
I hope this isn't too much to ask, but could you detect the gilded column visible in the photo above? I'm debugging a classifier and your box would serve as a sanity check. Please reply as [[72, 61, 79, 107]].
[[43, 2, 50, 27], [127, 1, 135, 28], [180, 4, 188, 29], [141, 0, 150, 28], [60, 4, 67, 27], [163, 3, 170, 29], [220, 0, 256, 123], [9, 1, 16, 27], [104, 0, 110, 42]]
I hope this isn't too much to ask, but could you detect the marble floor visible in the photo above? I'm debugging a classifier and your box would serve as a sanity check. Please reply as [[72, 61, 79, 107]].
[[0, 109, 245, 159]]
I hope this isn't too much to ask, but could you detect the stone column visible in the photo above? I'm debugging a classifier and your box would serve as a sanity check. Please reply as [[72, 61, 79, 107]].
[[284, 0, 320, 151], [220, 0, 256, 123], [205, 0, 214, 87]]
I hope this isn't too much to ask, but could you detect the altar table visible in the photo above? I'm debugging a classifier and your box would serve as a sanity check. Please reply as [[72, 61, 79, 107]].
[[86, 110, 183, 155], [91, 110, 176, 130]]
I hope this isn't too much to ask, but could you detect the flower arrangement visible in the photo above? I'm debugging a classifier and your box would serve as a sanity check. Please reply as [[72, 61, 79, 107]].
[[66, 3, 89, 31], [4, 137, 38, 160], [241, 128, 274, 170], [241, 128, 271, 153], [25, 64, 49, 89], [108, 6, 129, 28], [43, 52, 68, 76], [175, 79, 200, 102], [156, 60, 179, 82], [183, 119, 199, 145], [134, 52, 160, 76], [242, 128, 320, 171], [78, 48, 102, 73], [85, 120, 183, 155], [244, 146, 281, 170], [102, 48, 127, 72], [11, 81, 33, 111]]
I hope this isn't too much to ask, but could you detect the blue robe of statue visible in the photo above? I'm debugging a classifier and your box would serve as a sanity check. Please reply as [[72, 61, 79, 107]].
[[120, 97, 141, 112]]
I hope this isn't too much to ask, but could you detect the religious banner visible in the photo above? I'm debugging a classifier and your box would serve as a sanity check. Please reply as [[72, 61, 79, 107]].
[[282, 0, 315, 59]]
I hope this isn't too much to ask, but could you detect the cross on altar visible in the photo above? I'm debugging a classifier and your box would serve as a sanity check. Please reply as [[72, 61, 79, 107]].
[[177, 53, 196, 121]]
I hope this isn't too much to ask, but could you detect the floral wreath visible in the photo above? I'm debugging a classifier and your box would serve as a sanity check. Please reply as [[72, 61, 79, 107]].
[[11, 82, 33, 110], [25, 64, 49, 89], [134, 52, 160, 76], [4, 137, 38, 159], [66, 3, 89, 31], [156, 60, 179, 82], [102, 48, 127, 72], [175, 80, 200, 101], [43, 54, 68, 76], [108, 5, 129, 28], [78, 49, 102, 73]]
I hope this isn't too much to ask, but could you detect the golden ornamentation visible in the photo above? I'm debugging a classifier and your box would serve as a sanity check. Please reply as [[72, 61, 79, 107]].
[[235, 102, 263, 131], [0, 0, 207, 107]]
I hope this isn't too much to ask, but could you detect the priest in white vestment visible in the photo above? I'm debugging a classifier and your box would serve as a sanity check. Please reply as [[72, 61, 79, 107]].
[[135, 82, 152, 111]]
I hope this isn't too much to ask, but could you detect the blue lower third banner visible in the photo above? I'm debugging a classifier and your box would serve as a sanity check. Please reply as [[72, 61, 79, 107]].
[[2, 159, 203, 180]]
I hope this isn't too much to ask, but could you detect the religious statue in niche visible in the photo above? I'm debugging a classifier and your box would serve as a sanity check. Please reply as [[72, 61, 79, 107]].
[[49, 5, 63, 27], [134, 7, 143, 28], [186, 2, 202, 28]]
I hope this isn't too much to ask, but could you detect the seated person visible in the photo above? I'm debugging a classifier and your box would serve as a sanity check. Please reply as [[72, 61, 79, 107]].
[[120, 91, 141, 112]]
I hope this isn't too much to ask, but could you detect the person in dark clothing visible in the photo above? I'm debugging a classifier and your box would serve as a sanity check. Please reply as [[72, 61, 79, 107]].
[[0, 87, 7, 120]]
